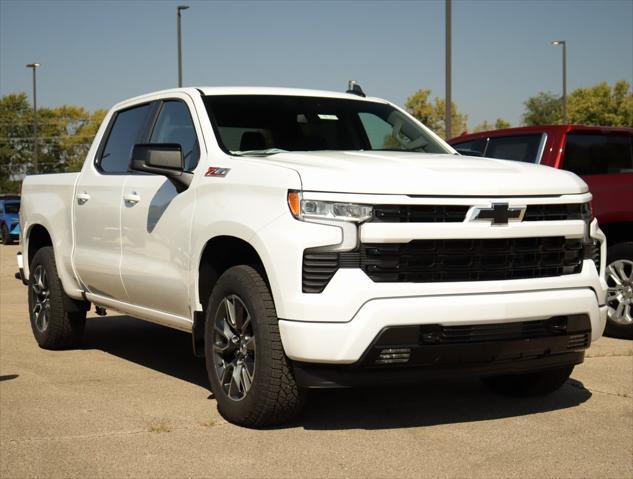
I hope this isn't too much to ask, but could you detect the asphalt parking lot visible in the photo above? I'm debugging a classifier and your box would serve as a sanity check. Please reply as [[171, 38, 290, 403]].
[[1, 244, 631, 478]]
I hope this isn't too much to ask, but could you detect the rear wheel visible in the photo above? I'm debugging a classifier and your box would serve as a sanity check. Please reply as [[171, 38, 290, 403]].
[[204, 265, 303, 427], [604, 243, 633, 340], [481, 366, 574, 397], [28, 247, 86, 349]]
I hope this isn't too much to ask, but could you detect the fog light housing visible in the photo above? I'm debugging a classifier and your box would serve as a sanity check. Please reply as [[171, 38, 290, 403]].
[[375, 348, 411, 365]]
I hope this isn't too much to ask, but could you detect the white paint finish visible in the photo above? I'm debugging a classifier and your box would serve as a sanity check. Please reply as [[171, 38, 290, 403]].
[[18, 87, 607, 366], [120, 175, 194, 318], [302, 191, 593, 205], [360, 221, 586, 242], [73, 169, 128, 300], [255, 151, 588, 196], [19, 173, 84, 298], [279, 288, 605, 364]]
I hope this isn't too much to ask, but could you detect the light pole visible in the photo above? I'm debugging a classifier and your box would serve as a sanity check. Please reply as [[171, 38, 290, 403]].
[[445, 0, 452, 139], [177, 5, 190, 87], [25, 63, 40, 174], [551, 40, 567, 124]]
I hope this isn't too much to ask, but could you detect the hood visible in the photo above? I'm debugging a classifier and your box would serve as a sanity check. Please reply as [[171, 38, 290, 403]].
[[255, 151, 587, 196]]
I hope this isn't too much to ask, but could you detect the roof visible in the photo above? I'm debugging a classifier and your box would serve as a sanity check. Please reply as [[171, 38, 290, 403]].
[[448, 124, 633, 143], [115, 86, 386, 109]]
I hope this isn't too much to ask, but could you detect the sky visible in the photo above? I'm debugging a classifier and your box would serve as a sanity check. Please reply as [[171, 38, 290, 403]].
[[1, 0, 632, 130]]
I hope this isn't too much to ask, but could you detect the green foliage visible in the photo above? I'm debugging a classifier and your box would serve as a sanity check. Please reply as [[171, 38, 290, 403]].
[[473, 118, 512, 133], [567, 80, 633, 127], [404, 89, 468, 139], [523, 80, 633, 126], [522, 92, 562, 126], [0, 93, 105, 193]]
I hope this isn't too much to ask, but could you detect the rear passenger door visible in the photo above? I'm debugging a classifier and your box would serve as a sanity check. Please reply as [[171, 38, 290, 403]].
[[73, 103, 153, 301], [119, 98, 202, 318]]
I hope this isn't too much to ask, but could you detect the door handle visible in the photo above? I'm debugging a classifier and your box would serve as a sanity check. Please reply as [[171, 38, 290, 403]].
[[76, 192, 90, 205], [123, 192, 141, 205]]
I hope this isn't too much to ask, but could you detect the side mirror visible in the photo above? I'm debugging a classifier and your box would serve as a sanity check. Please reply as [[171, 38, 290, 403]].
[[454, 147, 483, 157], [130, 144, 193, 191]]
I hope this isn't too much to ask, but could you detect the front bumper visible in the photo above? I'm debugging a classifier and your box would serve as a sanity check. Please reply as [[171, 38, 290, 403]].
[[279, 287, 607, 365]]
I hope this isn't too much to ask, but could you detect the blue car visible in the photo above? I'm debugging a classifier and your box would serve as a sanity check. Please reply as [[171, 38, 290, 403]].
[[0, 195, 20, 245]]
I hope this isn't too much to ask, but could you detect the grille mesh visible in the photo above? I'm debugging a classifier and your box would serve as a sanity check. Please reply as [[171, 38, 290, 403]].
[[302, 237, 584, 292]]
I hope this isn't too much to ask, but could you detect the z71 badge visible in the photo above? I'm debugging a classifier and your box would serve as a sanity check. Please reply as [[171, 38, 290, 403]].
[[204, 167, 231, 177]]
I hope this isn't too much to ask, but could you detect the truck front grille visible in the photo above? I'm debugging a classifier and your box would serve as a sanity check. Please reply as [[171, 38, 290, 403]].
[[302, 237, 584, 292]]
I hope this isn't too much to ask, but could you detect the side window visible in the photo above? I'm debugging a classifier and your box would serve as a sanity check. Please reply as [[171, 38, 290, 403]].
[[563, 133, 633, 176], [99, 104, 152, 173], [452, 138, 487, 155], [150, 101, 200, 171], [484, 134, 543, 163]]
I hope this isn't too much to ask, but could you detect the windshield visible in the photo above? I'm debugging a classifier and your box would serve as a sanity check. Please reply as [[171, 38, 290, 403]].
[[4, 201, 20, 214], [203, 95, 450, 156]]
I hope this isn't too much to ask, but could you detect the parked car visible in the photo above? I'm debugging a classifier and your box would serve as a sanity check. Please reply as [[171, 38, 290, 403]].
[[17, 88, 607, 427], [449, 125, 633, 339], [0, 194, 20, 245]]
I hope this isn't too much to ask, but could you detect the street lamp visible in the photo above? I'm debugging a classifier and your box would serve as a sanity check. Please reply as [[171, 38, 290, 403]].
[[551, 40, 567, 124], [177, 5, 190, 87], [25, 63, 40, 174]]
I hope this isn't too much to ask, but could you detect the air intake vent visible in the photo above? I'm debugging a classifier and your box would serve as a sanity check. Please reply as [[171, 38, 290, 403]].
[[568, 333, 590, 349], [375, 348, 411, 365]]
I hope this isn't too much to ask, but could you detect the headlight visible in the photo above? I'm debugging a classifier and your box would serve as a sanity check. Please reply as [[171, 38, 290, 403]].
[[287, 191, 373, 223]]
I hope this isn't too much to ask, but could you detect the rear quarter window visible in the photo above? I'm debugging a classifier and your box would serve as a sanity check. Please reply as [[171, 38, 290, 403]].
[[484, 134, 544, 163], [562, 132, 633, 176]]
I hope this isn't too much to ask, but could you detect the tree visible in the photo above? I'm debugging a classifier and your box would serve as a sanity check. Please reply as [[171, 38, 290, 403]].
[[404, 89, 468, 139], [522, 92, 562, 125], [0, 93, 32, 192], [0, 93, 106, 193], [567, 80, 633, 126], [473, 118, 512, 132], [522, 80, 633, 126]]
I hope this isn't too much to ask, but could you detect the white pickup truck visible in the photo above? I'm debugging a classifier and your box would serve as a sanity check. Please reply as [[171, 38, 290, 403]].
[[18, 86, 608, 427]]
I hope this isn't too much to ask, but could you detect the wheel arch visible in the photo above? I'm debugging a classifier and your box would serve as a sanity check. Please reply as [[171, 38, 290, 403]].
[[192, 235, 271, 357]]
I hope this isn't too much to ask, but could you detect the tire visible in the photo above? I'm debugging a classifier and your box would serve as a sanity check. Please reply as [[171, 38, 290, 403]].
[[1, 223, 12, 245], [481, 365, 574, 397], [27, 246, 86, 349], [204, 265, 303, 427], [604, 242, 633, 340]]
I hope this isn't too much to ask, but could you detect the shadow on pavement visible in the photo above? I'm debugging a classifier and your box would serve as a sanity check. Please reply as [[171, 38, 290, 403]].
[[82, 315, 592, 430], [82, 315, 208, 389]]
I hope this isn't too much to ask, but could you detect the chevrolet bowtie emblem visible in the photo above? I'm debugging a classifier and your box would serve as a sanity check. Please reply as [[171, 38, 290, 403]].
[[472, 203, 526, 225]]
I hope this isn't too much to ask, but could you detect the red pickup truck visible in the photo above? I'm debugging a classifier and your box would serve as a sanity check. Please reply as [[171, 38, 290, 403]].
[[449, 125, 633, 339]]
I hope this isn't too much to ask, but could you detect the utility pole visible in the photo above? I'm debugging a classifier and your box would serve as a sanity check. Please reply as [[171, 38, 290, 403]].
[[445, 0, 452, 139], [177, 5, 190, 87], [25, 63, 40, 174], [551, 40, 568, 123]]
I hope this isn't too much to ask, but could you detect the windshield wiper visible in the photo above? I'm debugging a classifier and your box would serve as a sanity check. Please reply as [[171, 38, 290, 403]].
[[230, 148, 288, 157]]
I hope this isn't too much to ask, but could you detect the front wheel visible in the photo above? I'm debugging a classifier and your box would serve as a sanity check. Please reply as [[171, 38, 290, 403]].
[[481, 366, 574, 397], [204, 265, 303, 427], [604, 243, 633, 340]]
